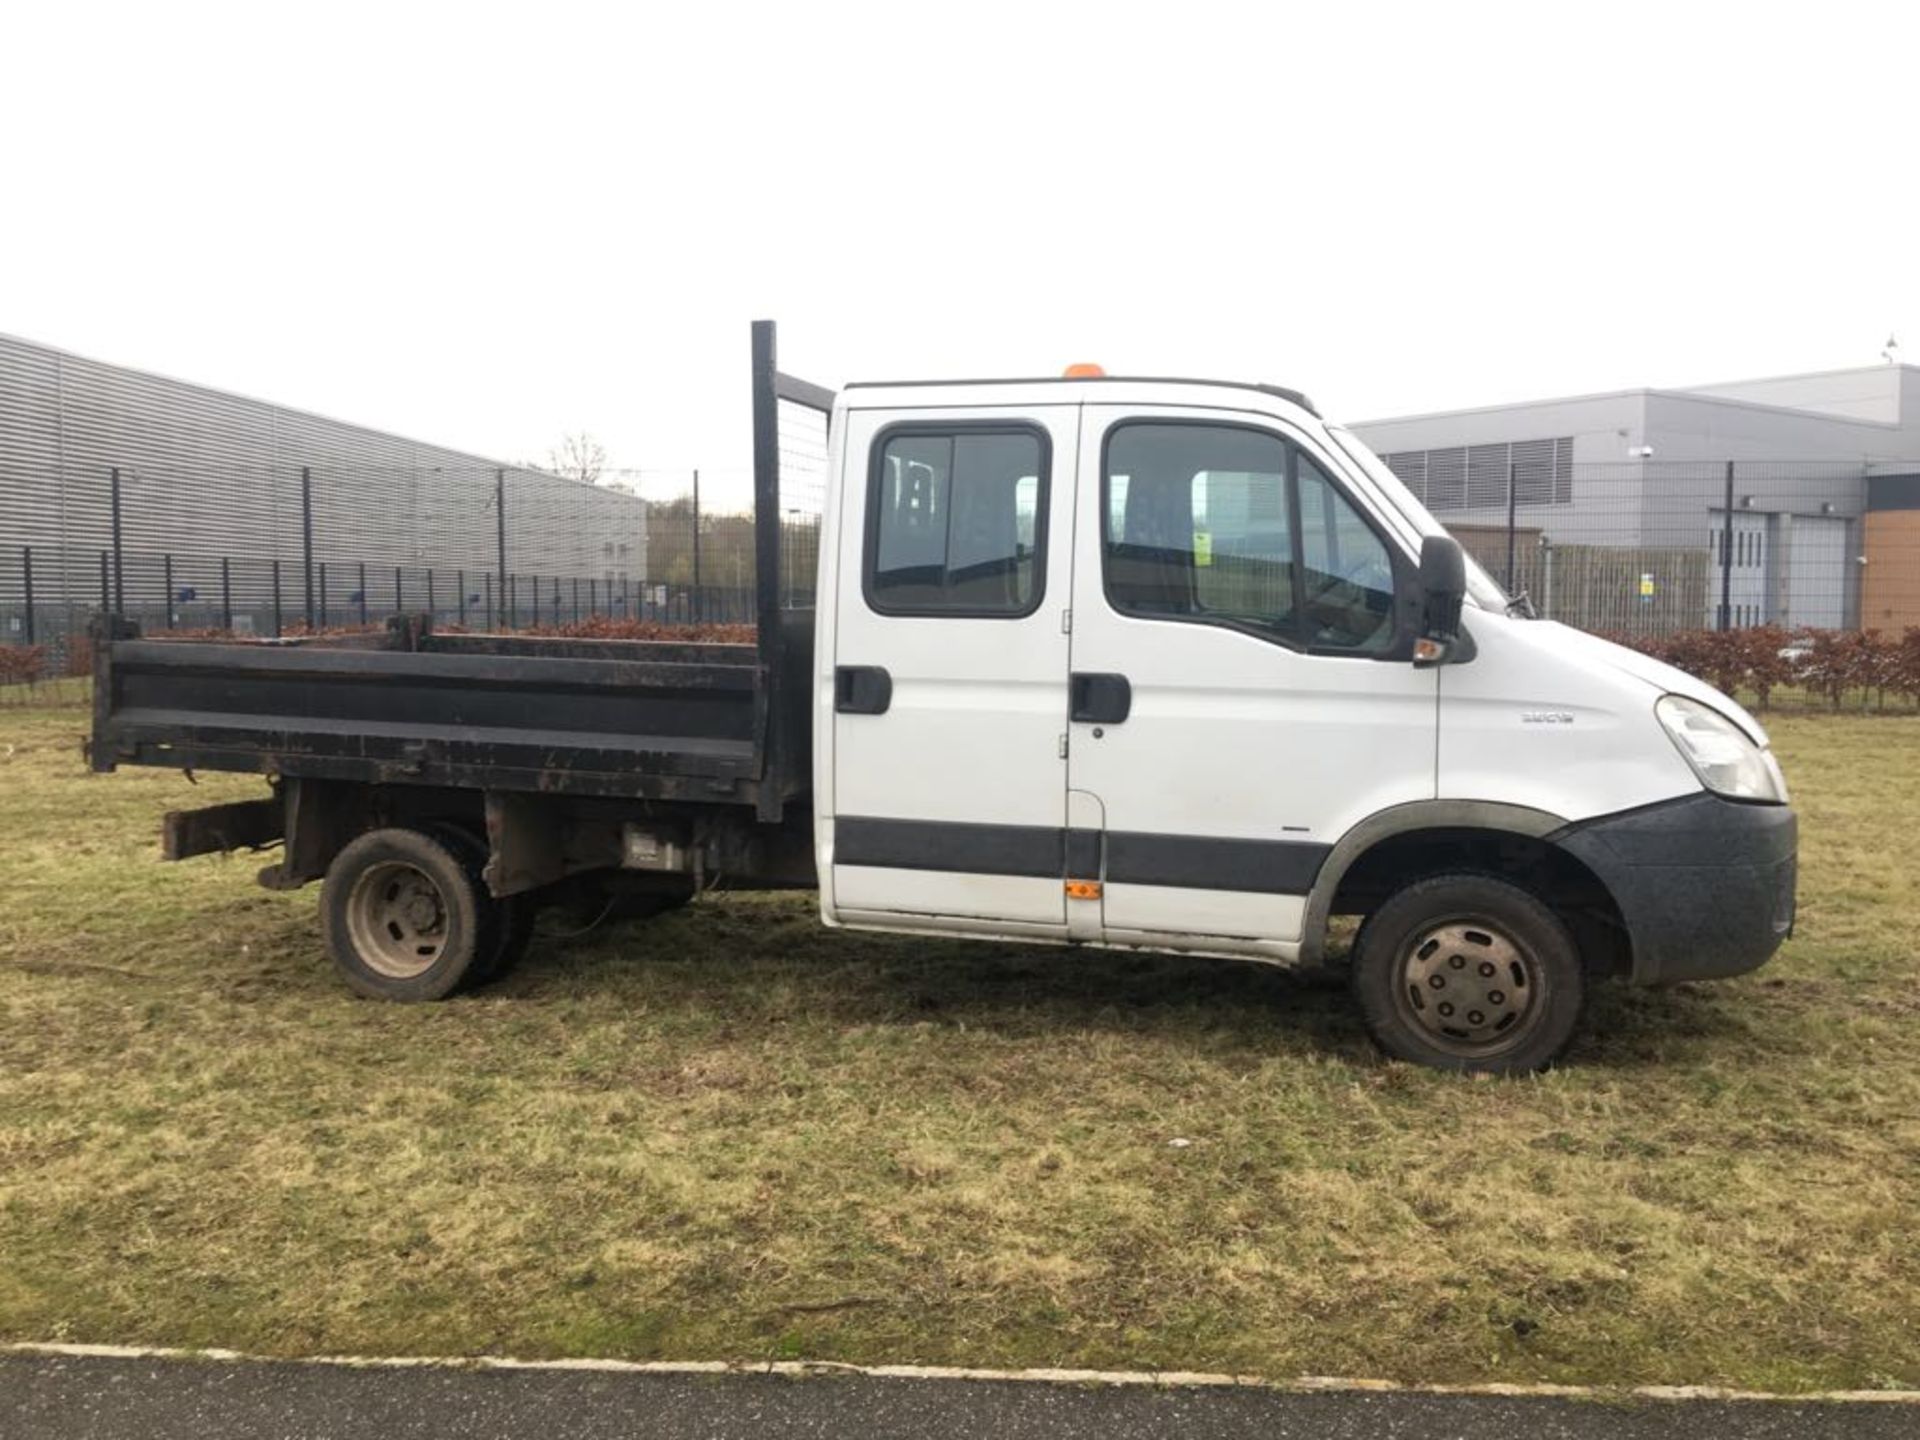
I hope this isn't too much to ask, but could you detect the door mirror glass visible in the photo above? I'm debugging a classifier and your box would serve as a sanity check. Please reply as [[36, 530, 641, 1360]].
[[1417, 535, 1467, 654]]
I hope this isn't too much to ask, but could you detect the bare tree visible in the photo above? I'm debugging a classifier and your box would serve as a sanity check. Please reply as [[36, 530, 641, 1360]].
[[547, 432, 609, 485]]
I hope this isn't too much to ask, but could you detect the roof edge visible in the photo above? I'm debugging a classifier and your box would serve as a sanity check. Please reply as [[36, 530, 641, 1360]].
[[0, 327, 600, 491], [843, 374, 1318, 417]]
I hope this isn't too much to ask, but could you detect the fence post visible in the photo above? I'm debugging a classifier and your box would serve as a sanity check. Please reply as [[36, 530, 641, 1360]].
[[425, 569, 434, 619], [1718, 460, 1735, 631], [221, 557, 232, 632], [458, 569, 467, 626], [21, 546, 34, 646], [572, 576, 580, 623], [99, 551, 110, 613], [358, 561, 369, 626], [692, 467, 702, 622], [532, 576, 540, 627], [589, 576, 597, 618], [394, 565, 404, 615], [109, 467, 126, 617], [163, 553, 174, 630], [319, 561, 329, 629], [495, 469, 509, 628], [302, 466, 316, 629], [484, 572, 494, 630], [271, 559, 283, 637], [1505, 460, 1519, 593]]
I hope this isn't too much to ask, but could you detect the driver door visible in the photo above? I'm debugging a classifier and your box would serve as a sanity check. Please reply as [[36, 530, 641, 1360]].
[[1063, 406, 1439, 954]]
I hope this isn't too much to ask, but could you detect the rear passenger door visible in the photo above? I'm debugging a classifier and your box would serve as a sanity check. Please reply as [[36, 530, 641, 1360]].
[[827, 407, 1078, 934]]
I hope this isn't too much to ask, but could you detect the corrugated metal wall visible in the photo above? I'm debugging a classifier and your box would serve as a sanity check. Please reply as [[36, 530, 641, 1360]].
[[0, 332, 647, 628]]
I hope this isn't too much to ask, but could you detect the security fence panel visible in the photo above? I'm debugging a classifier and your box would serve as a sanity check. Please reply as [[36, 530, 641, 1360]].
[[1380, 456, 1888, 640]]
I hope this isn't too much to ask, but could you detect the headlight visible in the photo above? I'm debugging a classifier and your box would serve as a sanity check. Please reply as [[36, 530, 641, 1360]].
[[1655, 696, 1787, 802]]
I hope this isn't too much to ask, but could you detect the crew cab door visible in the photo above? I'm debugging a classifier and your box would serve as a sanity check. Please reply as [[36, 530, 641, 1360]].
[[825, 405, 1077, 933], [1064, 407, 1438, 956]]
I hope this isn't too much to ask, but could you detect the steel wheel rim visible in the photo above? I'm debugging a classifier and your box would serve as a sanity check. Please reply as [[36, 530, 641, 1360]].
[[1393, 916, 1544, 1057], [345, 861, 451, 979]]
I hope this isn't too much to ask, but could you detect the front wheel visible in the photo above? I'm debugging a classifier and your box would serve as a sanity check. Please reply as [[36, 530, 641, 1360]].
[[1350, 873, 1585, 1075]]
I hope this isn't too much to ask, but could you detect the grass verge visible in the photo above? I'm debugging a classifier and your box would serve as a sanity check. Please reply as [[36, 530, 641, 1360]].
[[1, 702, 1916, 1390]]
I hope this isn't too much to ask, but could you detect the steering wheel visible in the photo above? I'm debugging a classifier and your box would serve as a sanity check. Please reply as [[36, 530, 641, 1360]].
[[1305, 557, 1392, 646]]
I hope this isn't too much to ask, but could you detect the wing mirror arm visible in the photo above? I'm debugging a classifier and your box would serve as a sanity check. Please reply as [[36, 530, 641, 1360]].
[[1413, 535, 1469, 668]]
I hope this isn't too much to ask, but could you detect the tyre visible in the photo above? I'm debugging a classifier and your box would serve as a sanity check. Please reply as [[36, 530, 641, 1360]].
[[320, 827, 488, 1001], [1350, 872, 1585, 1075], [423, 823, 536, 984]]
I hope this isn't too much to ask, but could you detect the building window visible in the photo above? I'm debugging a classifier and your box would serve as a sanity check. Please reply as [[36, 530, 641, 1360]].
[[1381, 437, 1573, 511]]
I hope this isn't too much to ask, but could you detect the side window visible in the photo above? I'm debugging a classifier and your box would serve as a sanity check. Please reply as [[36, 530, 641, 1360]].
[[1105, 423, 1295, 638], [1297, 455, 1396, 653], [1103, 423, 1401, 653], [867, 428, 1047, 616]]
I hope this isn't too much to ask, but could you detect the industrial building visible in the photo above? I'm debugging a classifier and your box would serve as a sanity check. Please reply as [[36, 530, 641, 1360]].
[[0, 332, 648, 640], [1350, 364, 1920, 633]]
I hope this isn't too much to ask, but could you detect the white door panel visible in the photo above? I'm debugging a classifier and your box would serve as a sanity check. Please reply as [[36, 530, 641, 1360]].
[[1069, 651, 1438, 838], [831, 867, 1067, 928], [1709, 510, 1773, 628], [1103, 886, 1306, 944], [1065, 405, 1438, 949], [828, 406, 1079, 929], [1787, 515, 1847, 630]]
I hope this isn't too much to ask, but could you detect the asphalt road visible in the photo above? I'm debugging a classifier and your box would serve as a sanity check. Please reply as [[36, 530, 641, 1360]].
[[2, 1354, 1914, 1440]]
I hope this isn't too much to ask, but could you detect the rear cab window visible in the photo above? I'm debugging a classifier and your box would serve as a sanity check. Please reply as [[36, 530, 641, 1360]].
[[866, 426, 1048, 616]]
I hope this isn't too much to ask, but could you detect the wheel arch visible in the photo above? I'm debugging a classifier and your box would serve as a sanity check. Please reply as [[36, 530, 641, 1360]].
[[1301, 801, 1631, 978]]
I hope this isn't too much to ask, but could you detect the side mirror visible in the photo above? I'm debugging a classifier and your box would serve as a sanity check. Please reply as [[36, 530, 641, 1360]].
[[1415, 535, 1467, 666]]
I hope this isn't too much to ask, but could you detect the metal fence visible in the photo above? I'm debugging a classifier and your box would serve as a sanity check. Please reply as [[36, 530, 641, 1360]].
[[4, 450, 1915, 678], [1390, 459, 1894, 639], [0, 395, 831, 674]]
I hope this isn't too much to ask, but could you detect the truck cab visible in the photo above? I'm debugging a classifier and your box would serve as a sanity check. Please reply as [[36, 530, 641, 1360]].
[[812, 368, 1796, 1070]]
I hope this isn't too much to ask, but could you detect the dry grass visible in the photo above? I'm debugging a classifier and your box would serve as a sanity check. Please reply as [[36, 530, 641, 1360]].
[[1, 701, 1917, 1391]]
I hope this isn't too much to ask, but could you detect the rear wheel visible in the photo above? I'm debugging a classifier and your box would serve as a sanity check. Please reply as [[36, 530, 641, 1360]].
[[424, 823, 536, 984], [321, 828, 486, 1001], [1350, 873, 1585, 1075]]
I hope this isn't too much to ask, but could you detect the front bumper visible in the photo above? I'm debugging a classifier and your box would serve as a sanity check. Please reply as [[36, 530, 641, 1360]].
[[1551, 792, 1797, 985]]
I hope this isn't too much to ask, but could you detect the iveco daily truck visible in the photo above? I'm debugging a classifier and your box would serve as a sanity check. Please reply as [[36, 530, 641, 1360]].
[[88, 322, 1798, 1073]]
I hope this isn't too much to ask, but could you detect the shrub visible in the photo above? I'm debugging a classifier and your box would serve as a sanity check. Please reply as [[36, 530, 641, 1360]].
[[1897, 629, 1920, 710], [1796, 628, 1877, 711], [1596, 625, 1906, 712], [0, 644, 46, 686]]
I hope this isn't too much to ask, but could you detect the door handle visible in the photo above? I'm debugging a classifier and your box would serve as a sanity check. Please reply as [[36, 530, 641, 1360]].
[[1070, 672, 1131, 724], [835, 665, 893, 715]]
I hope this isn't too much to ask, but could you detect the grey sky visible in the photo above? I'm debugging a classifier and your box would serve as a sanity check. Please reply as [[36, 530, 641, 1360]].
[[3, 0, 1914, 511]]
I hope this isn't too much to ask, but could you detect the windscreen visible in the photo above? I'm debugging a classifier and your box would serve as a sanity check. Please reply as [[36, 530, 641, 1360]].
[[1326, 424, 1510, 611]]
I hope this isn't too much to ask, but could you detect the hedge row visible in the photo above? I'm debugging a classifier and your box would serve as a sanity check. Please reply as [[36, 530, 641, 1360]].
[[1604, 625, 1920, 710]]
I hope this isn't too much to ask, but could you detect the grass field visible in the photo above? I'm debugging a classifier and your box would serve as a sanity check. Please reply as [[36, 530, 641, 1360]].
[[2, 699, 1917, 1392]]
